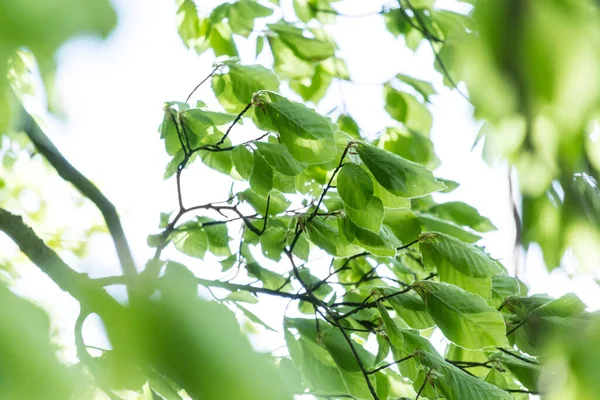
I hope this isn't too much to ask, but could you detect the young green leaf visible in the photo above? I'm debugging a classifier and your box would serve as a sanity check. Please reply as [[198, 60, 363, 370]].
[[380, 288, 435, 330], [253, 92, 336, 164], [172, 228, 208, 259], [356, 142, 445, 198], [417, 352, 512, 400], [337, 163, 374, 209], [417, 213, 482, 243], [268, 23, 335, 62], [306, 218, 361, 257], [413, 281, 509, 349], [344, 196, 384, 233], [228, 63, 280, 104], [384, 84, 432, 134], [419, 232, 502, 298], [428, 201, 497, 232], [249, 152, 273, 196], [232, 145, 254, 179], [246, 262, 289, 290], [239, 189, 291, 215], [259, 226, 287, 261], [255, 141, 306, 176], [394, 73, 436, 102]]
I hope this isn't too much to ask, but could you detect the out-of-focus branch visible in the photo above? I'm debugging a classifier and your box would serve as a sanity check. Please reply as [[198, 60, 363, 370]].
[[17, 106, 137, 280], [0, 208, 122, 316]]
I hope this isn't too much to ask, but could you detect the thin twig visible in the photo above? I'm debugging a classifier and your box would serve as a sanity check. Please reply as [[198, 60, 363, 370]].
[[496, 347, 539, 365], [185, 65, 220, 103], [367, 353, 415, 374]]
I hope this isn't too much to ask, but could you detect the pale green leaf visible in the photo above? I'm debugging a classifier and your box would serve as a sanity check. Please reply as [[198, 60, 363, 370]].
[[356, 142, 445, 198], [419, 232, 502, 298], [228, 63, 280, 104], [253, 92, 336, 164], [413, 281, 509, 349], [250, 152, 273, 196], [344, 196, 384, 233], [337, 163, 374, 209], [255, 141, 306, 176]]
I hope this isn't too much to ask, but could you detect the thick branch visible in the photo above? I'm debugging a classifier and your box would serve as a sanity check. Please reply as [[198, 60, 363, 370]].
[[0, 208, 122, 315], [18, 107, 137, 279]]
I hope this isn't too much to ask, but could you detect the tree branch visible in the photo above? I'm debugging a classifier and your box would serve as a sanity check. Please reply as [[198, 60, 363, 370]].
[[0, 208, 123, 316], [17, 107, 137, 281]]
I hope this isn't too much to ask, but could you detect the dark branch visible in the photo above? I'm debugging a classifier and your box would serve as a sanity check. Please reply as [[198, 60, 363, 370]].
[[496, 347, 539, 365], [185, 65, 220, 104], [367, 354, 415, 374]]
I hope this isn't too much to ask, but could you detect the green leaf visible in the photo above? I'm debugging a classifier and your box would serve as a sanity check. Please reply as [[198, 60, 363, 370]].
[[268, 36, 314, 80], [239, 189, 291, 215], [483, 369, 528, 400], [372, 178, 411, 209], [232, 145, 254, 179], [172, 228, 208, 259], [198, 217, 231, 256], [377, 126, 439, 169], [419, 232, 502, 299], [384, 84, 432, 134], [489, 351, 541, 392], [417, 352, 512, 400], [307, 218, 361, 257], [345, 218, 396, 257], [380, 288, 435, 330], [246, 262, 289, 291], [491, 275, 523, 308], [225, 290, 259, 304], [428, 202, 497, 232], [289, 64, 333, 104], [228, 63, 280, 104], [446, 343, 491, 378], [384, 209, 422, 244], [228, 0, 273, 37], [344, 196, 384, 233], [268, 23, 335, 62], [377, 303, 440, 380], [253, 92, 336, 164], [197, 133, 233, 174], [337, 163, 374, 209], [180, 108, 237, 141], [177, 0, 201, 48], [417, 213, 482, 243], [209, 22, 238, 57], [220, 254, 238, 272], [291, 233, 310, 261], [413, 281, 509, 349], [337, 113, 361, 139], [356, 142, 445, 198], [255, 142, 306, 176], [259, 226, 287, 261], [320, 328, 375, 372], [236, 303, 277, 332], [394, 73, 436, 102], [250, 152, 273, 196]]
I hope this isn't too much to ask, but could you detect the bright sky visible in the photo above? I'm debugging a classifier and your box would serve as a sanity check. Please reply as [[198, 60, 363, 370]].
[[8, 0, 600, 379]]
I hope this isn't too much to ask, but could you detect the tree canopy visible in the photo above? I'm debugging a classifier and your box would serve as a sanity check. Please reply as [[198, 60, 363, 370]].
[[1, 0, 600, 399]]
